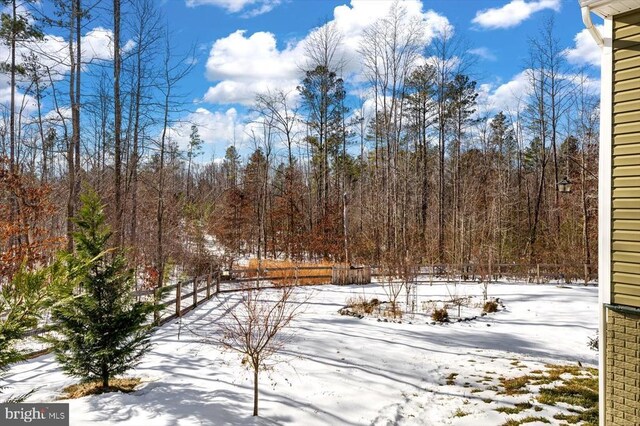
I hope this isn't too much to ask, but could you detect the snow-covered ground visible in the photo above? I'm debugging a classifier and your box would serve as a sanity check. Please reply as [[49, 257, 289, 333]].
[[5, 281, 598, 425]]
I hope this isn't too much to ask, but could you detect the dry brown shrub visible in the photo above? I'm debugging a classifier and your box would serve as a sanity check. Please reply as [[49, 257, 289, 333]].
[[432, 307, 449, 322], [483, 300, 499, 313], [383, 303, 403, 319], [345, 296, 380, 315]]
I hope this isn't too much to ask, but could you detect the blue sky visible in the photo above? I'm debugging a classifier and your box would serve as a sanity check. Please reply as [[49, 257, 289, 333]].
[[167, 0, 591, 95], [4, 0, 601, 161], [148, 0, 601, 159]]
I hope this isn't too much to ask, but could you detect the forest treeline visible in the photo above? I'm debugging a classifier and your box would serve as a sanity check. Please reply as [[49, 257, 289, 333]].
[[1, 0, 598, 286]]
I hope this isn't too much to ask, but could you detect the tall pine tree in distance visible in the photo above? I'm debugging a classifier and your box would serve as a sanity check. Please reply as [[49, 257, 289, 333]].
[[50, 189, 154, 389]]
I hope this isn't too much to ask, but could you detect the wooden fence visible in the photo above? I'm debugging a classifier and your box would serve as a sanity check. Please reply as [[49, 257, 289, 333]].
[[152, 270, 221, 325], [139, 265, 374, 325], [332, 265, 372, 285], [21, 261, 595, 357], [372, 263, 597, 284]]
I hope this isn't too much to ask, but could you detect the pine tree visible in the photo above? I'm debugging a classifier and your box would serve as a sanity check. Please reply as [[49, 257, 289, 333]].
[[49, 189, 154, 389], [1, 262, 64, 401], [1, 267, 49, 372]]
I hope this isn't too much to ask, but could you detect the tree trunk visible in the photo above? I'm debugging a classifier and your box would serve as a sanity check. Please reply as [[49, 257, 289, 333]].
[[9, 0, 16, 170], [113, 0, 123, 247], [66, 0, 81, 252], [101, 363, 109, 388], [253, 367, 259, 416]]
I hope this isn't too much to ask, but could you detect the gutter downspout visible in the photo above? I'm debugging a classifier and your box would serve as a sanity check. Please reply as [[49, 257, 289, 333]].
[[582, 6, 604, 46], [582, 6, 608, 426]]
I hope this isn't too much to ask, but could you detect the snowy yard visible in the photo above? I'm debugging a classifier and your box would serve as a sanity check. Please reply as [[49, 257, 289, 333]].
[[6, 282, 598, 425]]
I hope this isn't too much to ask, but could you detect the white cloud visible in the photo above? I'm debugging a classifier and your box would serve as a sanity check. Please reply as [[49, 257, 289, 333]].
[[0, 26, 134, 117], [206, 30, 298, 82], [44, 106, 72, 123], [83, 27, 136, 62], [0, 27, 132, 82], [563, 25, 602, 67], [203, 80, 299, 105], [483, 71, 531, 113], [472, 0, 561, 29], [468, 47, 497, 61], [203, 30, 300, 105], [185, 0, 281, 17], [203, 0, 451, 105], [482, 70, 601, 115], [0, 87, 37, 117], [167, 107, 252, 151]]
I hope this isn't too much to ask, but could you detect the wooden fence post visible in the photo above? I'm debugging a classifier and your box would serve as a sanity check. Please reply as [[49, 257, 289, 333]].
[[536, 264, 541, 284], [193, 278, 198, 307], [216, 271, 220, 293], [154, 287, 160, 324], [176, 281, 182, 317], [206, 273, 211, 299]]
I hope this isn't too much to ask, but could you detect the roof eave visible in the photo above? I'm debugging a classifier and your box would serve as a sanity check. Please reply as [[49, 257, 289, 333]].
[[579, 0, 640, 18]]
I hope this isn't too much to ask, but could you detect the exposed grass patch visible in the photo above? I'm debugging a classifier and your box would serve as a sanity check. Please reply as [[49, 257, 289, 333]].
[[62, 378, 141, 399], [470, 388, 483, 394], [544, 364, 584, 381], [453, 408, 469, 417], [446, 372, 458, 385], [553, 408, 598, 425], [501, 416, 550, 426], [499, 375, 532, 395], [495, 407, 521, 415], [526, 365, 597, 425], [537, 377, 598, 409], [475, 364, 597, 425], [494, 402, 533, 415]]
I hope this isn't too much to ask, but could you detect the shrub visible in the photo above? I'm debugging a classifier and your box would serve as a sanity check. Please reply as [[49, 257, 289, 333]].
[[483, 300, 499, 313], [345, 296, 380, 315], [383, 303, 402, 319], [432, 307, 449, 322], [588, 332, 598, 351]]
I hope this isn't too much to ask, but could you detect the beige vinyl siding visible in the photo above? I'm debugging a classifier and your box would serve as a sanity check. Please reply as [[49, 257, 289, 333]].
[[613, 10, 640, 307]]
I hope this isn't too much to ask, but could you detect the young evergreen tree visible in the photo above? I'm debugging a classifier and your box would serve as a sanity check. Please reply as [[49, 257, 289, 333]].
[[1, 268, 50, 385], [50, 189, 154, 389]]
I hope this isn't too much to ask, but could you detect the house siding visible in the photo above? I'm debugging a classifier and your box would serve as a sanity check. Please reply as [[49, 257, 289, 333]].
[[612, 9, 640, 307]]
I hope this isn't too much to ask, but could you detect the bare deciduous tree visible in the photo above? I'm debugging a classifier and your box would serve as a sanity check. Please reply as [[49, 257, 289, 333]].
[[217, 286, 305, 416]]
